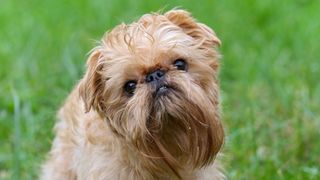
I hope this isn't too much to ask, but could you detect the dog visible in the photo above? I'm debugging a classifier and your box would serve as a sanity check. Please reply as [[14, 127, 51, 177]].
[[41, 9, 225, 180]]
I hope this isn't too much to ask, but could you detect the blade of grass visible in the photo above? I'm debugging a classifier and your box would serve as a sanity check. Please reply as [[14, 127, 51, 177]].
[[12, 89, 21, 180]]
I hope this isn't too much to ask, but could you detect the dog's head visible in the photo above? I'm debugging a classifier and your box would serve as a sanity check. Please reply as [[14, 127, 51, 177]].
[[79, 9, 224, 176]]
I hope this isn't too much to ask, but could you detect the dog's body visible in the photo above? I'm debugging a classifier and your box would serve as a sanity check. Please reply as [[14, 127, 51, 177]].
[[42, 10, 225, 179]]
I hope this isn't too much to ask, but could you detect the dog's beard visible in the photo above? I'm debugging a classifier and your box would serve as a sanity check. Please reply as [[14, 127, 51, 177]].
[[103, 74, 224, 177]]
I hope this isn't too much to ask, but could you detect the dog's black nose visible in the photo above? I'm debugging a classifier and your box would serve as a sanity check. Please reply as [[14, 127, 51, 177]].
[[145, 69, 165, 83]]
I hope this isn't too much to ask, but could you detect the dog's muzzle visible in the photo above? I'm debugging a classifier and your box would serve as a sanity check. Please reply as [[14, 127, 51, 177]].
[[145, 69, 172, 96]]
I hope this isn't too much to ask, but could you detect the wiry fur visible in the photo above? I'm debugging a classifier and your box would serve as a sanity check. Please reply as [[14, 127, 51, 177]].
[[41, 9, 225, 180]]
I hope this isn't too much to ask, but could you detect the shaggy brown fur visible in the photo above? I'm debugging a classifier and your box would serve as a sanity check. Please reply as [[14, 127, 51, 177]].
[[41, 9, 225, 180]]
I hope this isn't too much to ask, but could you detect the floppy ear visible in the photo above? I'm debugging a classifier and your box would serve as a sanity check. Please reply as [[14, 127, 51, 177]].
[[165, 9, 221, 47], [79, 49, 104, 113]]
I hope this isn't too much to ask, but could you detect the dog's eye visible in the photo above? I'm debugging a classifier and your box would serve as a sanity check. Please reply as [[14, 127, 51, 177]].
[[124, 80, 137, 96], [173, 59, 188, 71]]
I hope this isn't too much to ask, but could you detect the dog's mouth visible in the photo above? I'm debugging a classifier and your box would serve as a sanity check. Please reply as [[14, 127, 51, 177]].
[[154, 84, 173, 97]]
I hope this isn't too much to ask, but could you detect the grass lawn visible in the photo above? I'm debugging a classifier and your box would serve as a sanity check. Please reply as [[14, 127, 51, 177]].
[[1, 0, 319, 179]]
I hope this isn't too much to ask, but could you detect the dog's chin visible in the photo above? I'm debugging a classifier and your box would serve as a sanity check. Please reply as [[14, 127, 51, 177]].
[[149, 85, 199, 136], [135, 83, 223, 174]]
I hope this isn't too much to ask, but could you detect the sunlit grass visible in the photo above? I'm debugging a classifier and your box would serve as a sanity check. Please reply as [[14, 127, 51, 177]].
[[1, 0, 319, 179]]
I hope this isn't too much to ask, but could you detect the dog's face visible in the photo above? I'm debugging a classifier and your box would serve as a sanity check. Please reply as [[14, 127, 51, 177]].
[[80, 10, 224, 175]]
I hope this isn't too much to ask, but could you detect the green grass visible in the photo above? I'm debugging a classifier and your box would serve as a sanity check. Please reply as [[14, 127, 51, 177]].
[[1, 0, 319, 179]]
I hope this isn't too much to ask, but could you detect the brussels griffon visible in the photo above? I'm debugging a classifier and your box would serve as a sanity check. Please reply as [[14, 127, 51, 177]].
[[41, 9, 225, 180]]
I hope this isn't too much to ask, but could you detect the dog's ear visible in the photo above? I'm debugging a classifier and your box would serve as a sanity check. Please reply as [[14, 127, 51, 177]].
[[79, 49, 104, 113], [165, 9, 221, 47]]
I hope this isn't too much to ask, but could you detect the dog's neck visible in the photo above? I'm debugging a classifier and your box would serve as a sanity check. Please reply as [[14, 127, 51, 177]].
[[111, 134, 197, 179]]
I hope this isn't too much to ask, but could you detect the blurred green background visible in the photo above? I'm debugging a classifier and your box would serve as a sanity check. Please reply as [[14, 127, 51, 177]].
[[1, 0, 319, 179]]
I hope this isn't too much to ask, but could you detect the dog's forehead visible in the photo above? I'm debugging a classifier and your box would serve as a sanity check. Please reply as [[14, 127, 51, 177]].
[[101, 15, 195, 79], [105, 47, 180, 82]]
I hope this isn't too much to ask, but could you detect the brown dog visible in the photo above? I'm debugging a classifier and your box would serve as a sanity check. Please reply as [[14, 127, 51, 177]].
[[41, 9, 225, 180]]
